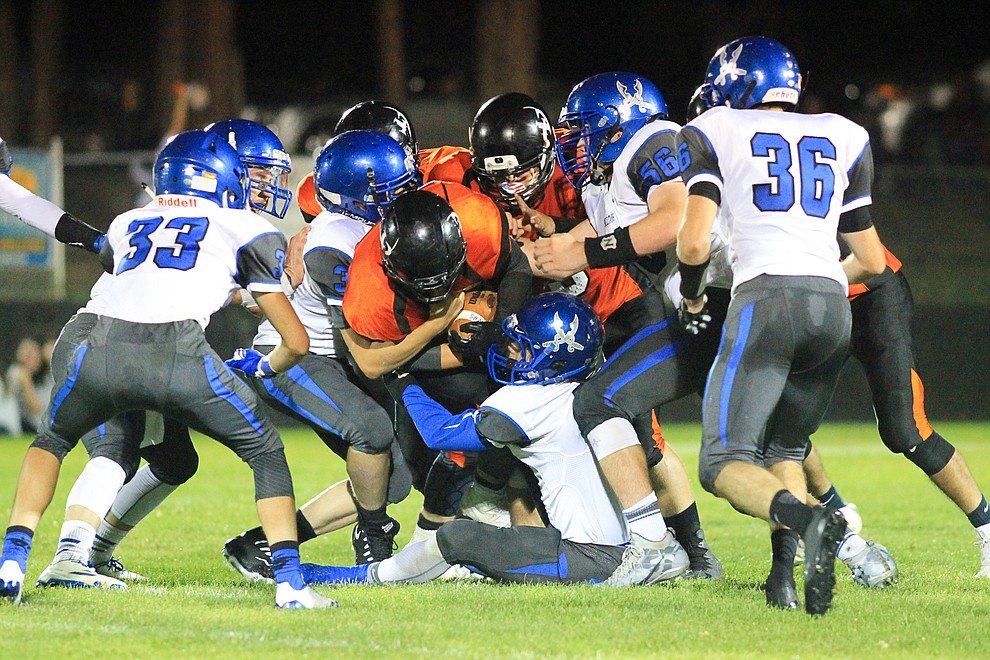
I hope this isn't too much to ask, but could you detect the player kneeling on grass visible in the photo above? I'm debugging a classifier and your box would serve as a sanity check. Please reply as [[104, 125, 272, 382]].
[[303, 292, 689, 586]]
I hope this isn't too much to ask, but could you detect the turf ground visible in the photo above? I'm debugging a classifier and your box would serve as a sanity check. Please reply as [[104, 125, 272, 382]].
[[1, 422, 988, 658]]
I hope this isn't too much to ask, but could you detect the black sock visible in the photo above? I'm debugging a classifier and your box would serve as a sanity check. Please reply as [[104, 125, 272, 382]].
[[967, 496, 990, 528], [356, 502, 389, 528], [769, 490, 815, 533], [296, 510, 317, 544], [815, 485, 846, 509], [416, 513, 443, 531], [769, 528, 799, 579], [666, 502, 702, 543]]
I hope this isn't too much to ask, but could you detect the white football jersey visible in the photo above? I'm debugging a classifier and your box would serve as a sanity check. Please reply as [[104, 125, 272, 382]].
[[582, 118, 683, 237], [680, 107, 874, 292], [254, 210, 370, 356], [478, 381, 627, 546], [104, 195, 286, 328]]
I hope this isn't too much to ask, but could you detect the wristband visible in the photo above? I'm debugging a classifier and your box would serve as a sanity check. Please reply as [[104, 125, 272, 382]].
[[240, 288, 256, 308], [256, 355, 277, 377], [551, 216, 582, 234], [584, 225, 638, 269], [678, 258, 711, 301]]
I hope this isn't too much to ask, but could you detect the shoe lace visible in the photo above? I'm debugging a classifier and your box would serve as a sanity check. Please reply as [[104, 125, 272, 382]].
[[607, 545, 645, 582]]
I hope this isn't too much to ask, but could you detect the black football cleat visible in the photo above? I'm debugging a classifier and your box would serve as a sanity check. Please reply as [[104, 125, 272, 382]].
[[352, 515, 400, 565], [802, 507, 847, 616], [222, 527, 274, 584]]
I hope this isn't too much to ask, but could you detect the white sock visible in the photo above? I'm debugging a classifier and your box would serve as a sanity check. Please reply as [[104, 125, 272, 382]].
[[372, 536, 452, 584], [54, 521, 97, 563], [65, 457, 127, 519], [837, 529, 869, 562], [91, 465, 178, 564], [623, 493, 667, 544]]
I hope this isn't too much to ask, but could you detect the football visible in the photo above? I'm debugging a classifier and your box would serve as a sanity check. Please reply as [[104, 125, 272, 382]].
[[448, 290, 498, 340]]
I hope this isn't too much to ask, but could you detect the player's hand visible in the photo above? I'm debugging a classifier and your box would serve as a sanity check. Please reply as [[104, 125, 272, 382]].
[[382, 370, 418, 401], [284, 226, 311, 291], [678, 296, 712, 335], [515, 193, 554, 238], [448, 321, 503, 368], [427, 292, 465, 328], [533, 233, 587, 279], [225, 348, 278, 378]]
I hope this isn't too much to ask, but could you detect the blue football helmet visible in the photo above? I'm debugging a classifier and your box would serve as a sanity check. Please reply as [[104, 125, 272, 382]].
[[0, 136, 11, 175], [204, 118, 293, 218], [488, 292, 605, 386], [314, 129, 419, 224], [556, 72, 668, 190], [335, 100, 420, 167], [154, 130, 248, 209], [705, 36, 802, 110], [686, 83, 721, 123]]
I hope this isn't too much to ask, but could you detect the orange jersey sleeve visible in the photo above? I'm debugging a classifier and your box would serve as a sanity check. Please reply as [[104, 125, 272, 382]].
[[419, 146, 473, 185], [296, 171, 323, 219], [847, 245, 902, 300]]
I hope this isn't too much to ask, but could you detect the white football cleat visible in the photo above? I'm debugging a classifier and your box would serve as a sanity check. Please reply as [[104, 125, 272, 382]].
[[976, 525, 990, 578], [94, 557, 147, 582], [597, 532, 690, 586], [0, 559, 25, 605], [459, 482, 511, 528], [275, 582, 339, 609], [36, 557, 127, 590]]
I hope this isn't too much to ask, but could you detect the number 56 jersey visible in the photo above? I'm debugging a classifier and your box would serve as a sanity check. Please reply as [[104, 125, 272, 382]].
[[678, 106, 874, 293], [103, 195, 287, 328]]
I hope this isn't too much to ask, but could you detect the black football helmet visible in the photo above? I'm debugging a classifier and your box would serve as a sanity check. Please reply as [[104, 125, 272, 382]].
[[469, 93, 555, 211], [335, 100, 420, 167], [380, 189, 467, 305], [0, 136, 11, 175]]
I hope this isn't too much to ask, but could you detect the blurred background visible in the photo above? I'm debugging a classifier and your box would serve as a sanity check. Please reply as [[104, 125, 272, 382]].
[[0, 0, 987, 425]]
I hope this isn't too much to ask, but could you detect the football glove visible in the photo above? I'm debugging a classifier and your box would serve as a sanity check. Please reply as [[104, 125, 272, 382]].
[[225, 348, 277, 378], [448, 321, 503, 368], [678, 298, 713, 336]]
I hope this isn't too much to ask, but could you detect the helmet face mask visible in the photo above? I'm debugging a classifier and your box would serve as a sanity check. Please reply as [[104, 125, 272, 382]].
[[204, 119, 292, 218], [705, 36, 802, 110], [487, 292, 605, 386], [380, 189, 467, 304], [556, 73, 668, 190], [315, 130, 419, 225], [469, 93, 555, 211], [154, 130, 249, 209]]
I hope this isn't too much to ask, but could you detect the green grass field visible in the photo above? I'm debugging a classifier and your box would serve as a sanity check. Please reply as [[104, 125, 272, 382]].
[[1, 422, 988, 658]]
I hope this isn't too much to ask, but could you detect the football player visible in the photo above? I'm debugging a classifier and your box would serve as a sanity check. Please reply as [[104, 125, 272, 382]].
[[677, 36, 887, 615], [221, 130, 429, 581], [0, 130, 334, 609], [301, 293, 689, 586]]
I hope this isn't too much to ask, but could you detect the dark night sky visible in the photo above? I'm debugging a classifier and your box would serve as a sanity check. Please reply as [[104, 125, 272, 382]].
[[36, 1, 990, 148]]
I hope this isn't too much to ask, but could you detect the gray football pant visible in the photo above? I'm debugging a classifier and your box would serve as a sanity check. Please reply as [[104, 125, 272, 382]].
[[698, 275, 851, 493]]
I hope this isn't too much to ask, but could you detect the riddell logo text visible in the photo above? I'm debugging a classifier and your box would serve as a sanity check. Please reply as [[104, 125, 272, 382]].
[[157, 196, 200, 207]]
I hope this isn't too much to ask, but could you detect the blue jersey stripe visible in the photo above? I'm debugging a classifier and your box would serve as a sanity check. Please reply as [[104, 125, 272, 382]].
[[606, 316, 673, 365], [502, 552, 568, 579], [261, 374, 342, 435], [603, 341, 682, 406], [49, 344, 88, 424]]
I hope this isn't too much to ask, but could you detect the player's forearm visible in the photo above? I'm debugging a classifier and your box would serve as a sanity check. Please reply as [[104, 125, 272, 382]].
[[401, 384, 487, 452], [343, 321, 447, 379], [676, 195, 718, 265]]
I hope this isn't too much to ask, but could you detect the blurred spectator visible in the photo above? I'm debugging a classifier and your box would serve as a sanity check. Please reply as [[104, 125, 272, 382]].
[[4, 337, 53, 435]]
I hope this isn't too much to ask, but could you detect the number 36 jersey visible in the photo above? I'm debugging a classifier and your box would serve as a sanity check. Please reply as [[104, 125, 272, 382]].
[[103, 195, 287, 328], [678, 106, 874, 293]]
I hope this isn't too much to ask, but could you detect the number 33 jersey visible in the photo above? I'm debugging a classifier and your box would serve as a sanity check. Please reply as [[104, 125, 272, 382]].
[[678, 106, 874, 292], [103, 195, 287, 328]]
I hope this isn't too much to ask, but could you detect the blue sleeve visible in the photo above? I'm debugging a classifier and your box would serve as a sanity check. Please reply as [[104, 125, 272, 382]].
[[401, 385, 490, 452]]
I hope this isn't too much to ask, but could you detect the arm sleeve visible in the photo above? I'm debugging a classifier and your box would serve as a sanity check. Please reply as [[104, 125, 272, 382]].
[[626, 129, 681, 202], [401, 384, 491, 452], [493, 242, 533, 322], [0, 174, 66, 236], [234, 232, 287, 292], [54, 213, 106, 253]]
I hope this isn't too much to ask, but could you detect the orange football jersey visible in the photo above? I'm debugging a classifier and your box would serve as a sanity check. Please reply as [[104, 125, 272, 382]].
[[419, 146, 473, 185], [343, 180, 510, 342]]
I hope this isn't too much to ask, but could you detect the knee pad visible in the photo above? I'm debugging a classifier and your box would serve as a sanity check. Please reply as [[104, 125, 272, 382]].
[[347, 410, 395, 455], [585, 417, 640, 461], [904, 431, 955, 476]]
